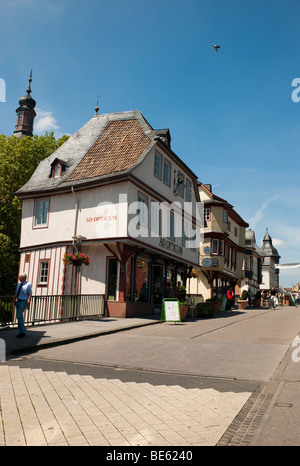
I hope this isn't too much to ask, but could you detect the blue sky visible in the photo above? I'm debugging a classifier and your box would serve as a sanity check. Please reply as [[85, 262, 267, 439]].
[[1, 0, 300, 287]]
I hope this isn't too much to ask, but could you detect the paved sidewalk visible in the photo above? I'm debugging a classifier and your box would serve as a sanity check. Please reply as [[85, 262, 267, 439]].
[[0, 362, 252, 446], [0, 315, 254, 447], [0, 315, 161, 357]]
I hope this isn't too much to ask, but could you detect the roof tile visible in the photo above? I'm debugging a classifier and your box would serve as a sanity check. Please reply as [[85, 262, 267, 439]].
[[67, 119, 150, 182]]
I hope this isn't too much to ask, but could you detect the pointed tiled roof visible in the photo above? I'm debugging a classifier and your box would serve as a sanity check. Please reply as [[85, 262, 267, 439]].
[[16, 110, 156, 196], [67, 119, 150, 182], [261, 228, 280, 258]]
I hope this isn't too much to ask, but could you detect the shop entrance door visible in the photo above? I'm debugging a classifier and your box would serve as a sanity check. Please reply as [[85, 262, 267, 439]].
[[152, 265, 164, 304]]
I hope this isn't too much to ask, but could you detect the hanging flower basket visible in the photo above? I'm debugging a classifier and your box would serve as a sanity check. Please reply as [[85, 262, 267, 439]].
[[190, 269, 198, 278], [63, 252, 90, 266]]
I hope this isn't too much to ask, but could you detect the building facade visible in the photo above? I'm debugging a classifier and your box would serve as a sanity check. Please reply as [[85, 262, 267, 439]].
[[260, 228, 280, 291], [236, 229, 265, 298], [16, 110, 201, 317], [190, 183, 248, 300]]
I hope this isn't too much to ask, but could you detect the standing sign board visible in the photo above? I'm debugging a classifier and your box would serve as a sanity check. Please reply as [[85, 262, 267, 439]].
[[161, 298, 181, 324], [220, 298, 227, 311]]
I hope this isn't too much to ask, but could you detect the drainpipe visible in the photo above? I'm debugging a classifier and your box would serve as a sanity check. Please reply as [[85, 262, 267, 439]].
[[71, 186, 79, 250], [71, 186, 79, 297]]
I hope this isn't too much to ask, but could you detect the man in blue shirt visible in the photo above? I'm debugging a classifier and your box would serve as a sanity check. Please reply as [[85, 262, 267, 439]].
[[13, 273, 32, 338]]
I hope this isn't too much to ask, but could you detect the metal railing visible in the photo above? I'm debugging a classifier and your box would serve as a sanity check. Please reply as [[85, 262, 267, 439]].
[[0, 294, 105, 328]]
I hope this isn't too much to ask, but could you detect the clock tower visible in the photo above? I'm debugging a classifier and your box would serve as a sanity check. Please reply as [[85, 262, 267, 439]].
[[14, 71, 36, 138]]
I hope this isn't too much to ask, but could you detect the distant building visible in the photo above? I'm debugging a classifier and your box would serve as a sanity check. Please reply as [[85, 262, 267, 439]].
[[260, 228, 280, 290], [190, 183, 249, 300], [292, 282, 300, 292], [237, 229, 265, 298], [14, 71, 36, 138]]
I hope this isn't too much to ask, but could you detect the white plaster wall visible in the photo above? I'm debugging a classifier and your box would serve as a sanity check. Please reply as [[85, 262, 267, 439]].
[[79, 244, 108, 295], [20, 182, 130, 249]]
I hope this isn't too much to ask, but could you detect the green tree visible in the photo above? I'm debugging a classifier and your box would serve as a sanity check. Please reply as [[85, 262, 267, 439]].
[[0, 132, 69, 295]]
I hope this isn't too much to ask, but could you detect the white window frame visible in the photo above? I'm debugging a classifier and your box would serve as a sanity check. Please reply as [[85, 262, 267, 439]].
[[177, 171, 184, 198], [34, 198, 49, 228], [53, 162, 61, 178], [151, 201, 160, 236], [138, 192, 148, 229], [154, 150, 162, 180], [185, 178, 192, 201], [168, 210, 175, 241], [204, 208, 211, 222], [220, 240, 225, 256], [38, 261, 49, 285], [163, 158, 171, 187], [211, 239, 219, 255], [223, 209, 228, 223]]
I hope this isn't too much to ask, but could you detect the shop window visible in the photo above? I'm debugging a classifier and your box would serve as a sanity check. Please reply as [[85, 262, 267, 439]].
[[126, 257, 132, 302], [166, 268, 175, 297], [135, 259, 149, 302], [152, 265, 164, 304], [107, 258, 118, 300]]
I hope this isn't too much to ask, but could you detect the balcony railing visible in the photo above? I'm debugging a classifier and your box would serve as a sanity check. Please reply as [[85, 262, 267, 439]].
[[0, 294, 105, 328]]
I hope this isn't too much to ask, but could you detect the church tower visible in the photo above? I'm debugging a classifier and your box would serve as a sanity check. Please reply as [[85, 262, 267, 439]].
[[14, 71, 36, 138], [261, 228, 281, 290]]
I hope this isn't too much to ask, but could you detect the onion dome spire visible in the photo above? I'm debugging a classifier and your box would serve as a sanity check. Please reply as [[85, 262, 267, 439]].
[[14, 70, 36, 138]]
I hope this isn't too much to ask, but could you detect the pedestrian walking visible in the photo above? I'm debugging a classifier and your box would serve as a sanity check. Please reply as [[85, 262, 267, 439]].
[[227, 289, 234, 308], [279, 293, 284, 307], [12, 273, 32, 338], [270, 288, 276, 309]]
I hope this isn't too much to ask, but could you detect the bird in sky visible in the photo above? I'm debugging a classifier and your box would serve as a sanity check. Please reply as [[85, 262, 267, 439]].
[[213, 44, 220, 52]]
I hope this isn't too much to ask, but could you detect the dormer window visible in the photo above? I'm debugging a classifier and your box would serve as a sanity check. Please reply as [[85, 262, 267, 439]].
[[53, 162, 61, 178], [50, 159, 66, 178]]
